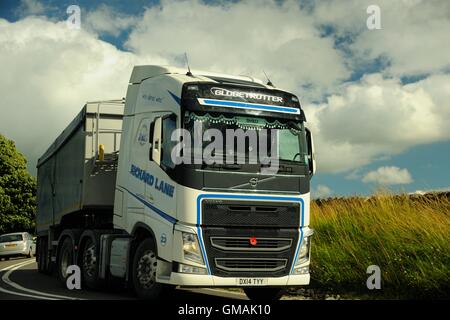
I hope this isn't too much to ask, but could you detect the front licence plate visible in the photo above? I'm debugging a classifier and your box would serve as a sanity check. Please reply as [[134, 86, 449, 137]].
[[236, 278, 268, 286], [5, 244, 17, 248]]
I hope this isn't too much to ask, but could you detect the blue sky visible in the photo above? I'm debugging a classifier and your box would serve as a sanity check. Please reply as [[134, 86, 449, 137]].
[[313, 141, 450, 196], [1, 0, 449, 197]]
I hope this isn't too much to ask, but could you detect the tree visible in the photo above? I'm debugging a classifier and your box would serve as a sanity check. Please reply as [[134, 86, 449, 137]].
[[0, 134, 36, 234]]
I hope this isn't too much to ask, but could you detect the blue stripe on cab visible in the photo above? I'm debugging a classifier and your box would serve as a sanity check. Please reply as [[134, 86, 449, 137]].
[[196, 193, 305, 275], [201, 99, 300, 114], [168, 90, 181, 105], [120, 186, 177, 224]]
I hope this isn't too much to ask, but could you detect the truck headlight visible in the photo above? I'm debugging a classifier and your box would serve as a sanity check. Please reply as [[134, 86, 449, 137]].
[[294, 230, 314, 267], [298, 236, 310, 260], [182, 232, 204, 265]]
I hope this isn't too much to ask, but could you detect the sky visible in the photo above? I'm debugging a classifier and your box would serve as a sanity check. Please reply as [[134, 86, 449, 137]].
[[0, 0, 449, 197]]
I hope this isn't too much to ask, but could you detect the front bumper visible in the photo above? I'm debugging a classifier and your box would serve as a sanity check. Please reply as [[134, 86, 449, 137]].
[[166, 272, 310, 287]]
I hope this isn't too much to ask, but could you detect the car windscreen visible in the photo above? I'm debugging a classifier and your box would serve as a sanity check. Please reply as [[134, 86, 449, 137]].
[[0, 234, 23, 243]]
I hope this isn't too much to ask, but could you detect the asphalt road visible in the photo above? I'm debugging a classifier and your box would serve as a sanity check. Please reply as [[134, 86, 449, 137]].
[[0, 257, 247, 301]]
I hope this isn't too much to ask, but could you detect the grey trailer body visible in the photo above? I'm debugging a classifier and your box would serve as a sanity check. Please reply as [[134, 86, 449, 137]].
[[36, 100, 123, 235]]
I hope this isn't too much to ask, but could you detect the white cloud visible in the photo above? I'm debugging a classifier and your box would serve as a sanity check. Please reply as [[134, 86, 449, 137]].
[[125, 0, 350, 101], [0, 17, 165, 173], [313, 184, 333, 198], [313, 0, 450, 76], [304, 73, 450, 173], [362, 166, 413, 185], [84, 4, 138, 37], [411, 188, 450, 195], [16, 0, 46, 16]]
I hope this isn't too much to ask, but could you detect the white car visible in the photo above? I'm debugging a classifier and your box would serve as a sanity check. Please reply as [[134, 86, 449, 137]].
[[0, 232, 36, 261]]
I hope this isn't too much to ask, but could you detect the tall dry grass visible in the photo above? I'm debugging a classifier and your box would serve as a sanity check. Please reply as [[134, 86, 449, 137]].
[[309, 192, 450, 299]]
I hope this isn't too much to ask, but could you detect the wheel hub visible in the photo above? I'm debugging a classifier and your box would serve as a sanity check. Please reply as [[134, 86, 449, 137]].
[[137, 250, 157, 289], [83, 243, 97, 277]]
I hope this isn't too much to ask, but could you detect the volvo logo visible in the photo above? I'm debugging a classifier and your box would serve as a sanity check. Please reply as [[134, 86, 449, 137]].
[[249, 178, 258, 188]]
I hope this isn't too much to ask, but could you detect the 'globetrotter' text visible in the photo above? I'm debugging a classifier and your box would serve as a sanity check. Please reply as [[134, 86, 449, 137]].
[[210, 87, 283, 103]]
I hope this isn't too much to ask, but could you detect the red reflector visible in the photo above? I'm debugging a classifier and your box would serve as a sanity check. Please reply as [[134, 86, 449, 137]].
[[249, 237, 257, 246]]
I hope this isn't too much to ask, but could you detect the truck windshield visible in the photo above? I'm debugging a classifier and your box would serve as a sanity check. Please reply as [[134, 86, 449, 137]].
[[183, 111, 308, 166]]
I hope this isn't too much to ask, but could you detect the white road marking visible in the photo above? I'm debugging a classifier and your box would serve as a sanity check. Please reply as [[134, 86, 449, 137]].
[[0, 259, 82, 300], [1, 260, 251, 301], [0, 260, 57, 300]]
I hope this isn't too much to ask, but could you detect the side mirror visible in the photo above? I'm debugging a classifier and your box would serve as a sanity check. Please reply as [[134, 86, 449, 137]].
[[152, 117, 162, 166], [305, 127, 316, 176]]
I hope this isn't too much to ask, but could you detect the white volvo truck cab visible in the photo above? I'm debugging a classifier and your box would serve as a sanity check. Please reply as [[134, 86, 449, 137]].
[[114, 65, 315, 299]]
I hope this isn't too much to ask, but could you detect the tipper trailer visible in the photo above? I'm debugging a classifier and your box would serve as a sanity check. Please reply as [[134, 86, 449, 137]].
[[35, 65, 316, 300]]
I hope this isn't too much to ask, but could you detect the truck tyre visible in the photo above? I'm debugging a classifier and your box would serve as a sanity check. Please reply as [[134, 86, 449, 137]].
[[37, 238, 49, 273], [27, 249, 32, 258], [81, 237, 101, 289], [244, 288, 285, 301], [38, 237, 52, 274], [57, 237, 74, 285], [132, 238, 163, 300], [37, 238, 44, 272]]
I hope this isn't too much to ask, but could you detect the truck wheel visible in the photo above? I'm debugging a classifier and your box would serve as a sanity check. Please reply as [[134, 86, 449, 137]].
[[132, 238, 163, 300], [81, 237, 101, 289], [244, 288, 285, 301], [27, 249, 32, 258], [57, 237, 74, 285]]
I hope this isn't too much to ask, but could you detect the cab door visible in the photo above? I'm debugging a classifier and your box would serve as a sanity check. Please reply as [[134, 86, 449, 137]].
[[126, 114, 153, 222]]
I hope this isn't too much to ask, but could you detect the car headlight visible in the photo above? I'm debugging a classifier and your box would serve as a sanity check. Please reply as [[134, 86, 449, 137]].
[[182, 232, 204, 265]]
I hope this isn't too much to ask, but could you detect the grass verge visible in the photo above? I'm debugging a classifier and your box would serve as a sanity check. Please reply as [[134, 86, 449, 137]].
[[307, 192, 450, 299]]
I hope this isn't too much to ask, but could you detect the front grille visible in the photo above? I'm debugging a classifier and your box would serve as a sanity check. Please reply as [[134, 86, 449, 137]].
[[202, 200, 300, 228], [210, 237, 292, 252], [215, 258, 288, 272], [203, 227, 298, 277]]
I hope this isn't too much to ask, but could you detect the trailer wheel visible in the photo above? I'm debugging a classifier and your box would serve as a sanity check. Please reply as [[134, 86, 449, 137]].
[[244, 288, 285, 301], [57, 237, 74, 285], [81, 237, 101, 289], [132, 238, 163, 300]]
